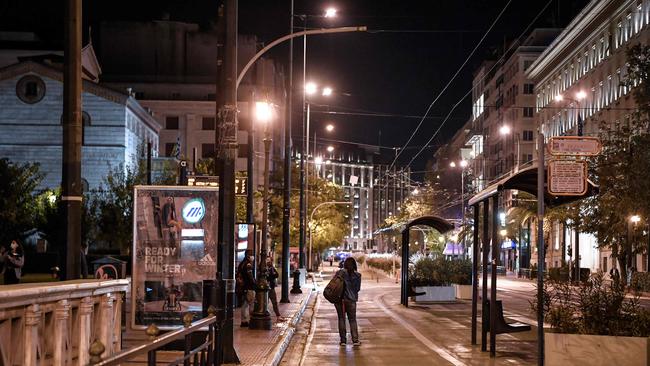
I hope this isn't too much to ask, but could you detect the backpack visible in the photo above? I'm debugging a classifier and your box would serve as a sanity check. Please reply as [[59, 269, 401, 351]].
[[323, 271, 345, 304]]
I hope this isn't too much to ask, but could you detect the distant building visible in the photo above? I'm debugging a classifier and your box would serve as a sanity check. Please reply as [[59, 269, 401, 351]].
[[98, 21, 286, 192], [0, 40, 160, 191], [527, 0, 650, 273]]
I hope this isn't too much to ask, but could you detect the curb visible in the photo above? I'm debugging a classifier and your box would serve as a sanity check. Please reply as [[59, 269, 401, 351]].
[[263, 289, 315, 366]]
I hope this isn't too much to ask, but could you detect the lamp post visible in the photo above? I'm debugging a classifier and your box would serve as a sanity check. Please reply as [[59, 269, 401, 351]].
[[309, 201, 350, 271], [554, 90, 587, 136], [296, 8, 337, 272], [450, 159, 468, 258], [249, 101, 274, 330]]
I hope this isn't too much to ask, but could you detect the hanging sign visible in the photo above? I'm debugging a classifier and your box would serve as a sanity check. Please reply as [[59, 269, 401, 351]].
[[548, 160, 588, 196], [548, 136, 601, 156]]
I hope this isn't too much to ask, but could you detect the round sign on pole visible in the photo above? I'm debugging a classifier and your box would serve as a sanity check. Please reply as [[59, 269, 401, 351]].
[[182, 198, 206, 224]]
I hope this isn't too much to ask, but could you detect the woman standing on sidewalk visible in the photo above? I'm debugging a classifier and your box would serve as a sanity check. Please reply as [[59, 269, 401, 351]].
[[335, 257, 361, 347]]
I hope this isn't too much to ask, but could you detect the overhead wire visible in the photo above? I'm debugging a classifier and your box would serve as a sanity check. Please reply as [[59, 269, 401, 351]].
[[384, 0, 514, 174], [405, 0, 556, 168]]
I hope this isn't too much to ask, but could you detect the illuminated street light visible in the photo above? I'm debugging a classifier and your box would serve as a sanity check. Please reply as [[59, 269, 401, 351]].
[[631, 215, 642, 223], [499, 125, 511, 135], [500, 229, 508, 237], [322, 87, 333, 96], [412, 188, 420, 195], [324, 7, 337, 18], [305, 82, 318, 95], [449, 161, 456, 168], [314, 156, 323, 165], [326, 145, 334, 152], [459, 160, 468, 168], [255, 101, 273, 122], [326, 124, 334, 132]]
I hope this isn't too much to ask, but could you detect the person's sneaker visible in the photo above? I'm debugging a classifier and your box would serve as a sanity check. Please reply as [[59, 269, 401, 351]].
[[353, 341, 361, 347], [240, 322, 249, 327], [340, 342, 346, 346]]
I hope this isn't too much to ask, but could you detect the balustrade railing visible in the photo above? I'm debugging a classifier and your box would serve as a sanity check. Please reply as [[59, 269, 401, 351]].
[[0, 279, 128, 366]]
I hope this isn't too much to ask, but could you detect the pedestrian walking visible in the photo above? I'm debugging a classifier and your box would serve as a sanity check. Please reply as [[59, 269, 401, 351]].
[[266, 256, 282, 320], [335, 257, 362, 347], [236, 249, 256, 327], [1, 240, 25, 285]]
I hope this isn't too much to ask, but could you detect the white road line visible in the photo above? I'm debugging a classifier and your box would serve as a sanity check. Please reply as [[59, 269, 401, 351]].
[[374, 294, 467, 366]]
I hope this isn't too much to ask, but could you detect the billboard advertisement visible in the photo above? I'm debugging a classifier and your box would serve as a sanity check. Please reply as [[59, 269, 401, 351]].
[[131, 186, 218, 329]]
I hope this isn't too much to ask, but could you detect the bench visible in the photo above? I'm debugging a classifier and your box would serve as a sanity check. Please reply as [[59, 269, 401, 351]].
[[483, 300, 531, 334]]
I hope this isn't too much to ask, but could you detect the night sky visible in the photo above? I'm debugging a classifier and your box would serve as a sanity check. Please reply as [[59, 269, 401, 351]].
[[0, 0, 588, 179]]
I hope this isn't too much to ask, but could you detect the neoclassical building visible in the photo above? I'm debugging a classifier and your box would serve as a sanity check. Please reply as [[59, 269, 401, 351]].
[[0, 44, 160, 191]]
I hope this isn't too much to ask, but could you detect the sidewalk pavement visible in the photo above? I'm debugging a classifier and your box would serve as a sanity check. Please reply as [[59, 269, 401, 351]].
[[227, 285, 315, 366]]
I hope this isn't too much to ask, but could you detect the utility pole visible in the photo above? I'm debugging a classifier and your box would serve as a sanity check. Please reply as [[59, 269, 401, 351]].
[[281, 0, 294, 304], [215, 0, 239, 363], [247, 90, 256, 278], [61, 0, 82, 281]]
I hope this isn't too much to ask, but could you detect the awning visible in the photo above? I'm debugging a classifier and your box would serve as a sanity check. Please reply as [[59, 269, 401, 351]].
[[468, 163, 598, 207]]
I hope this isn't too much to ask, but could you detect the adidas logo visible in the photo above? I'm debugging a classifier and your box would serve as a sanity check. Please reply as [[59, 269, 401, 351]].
[[198, 254, 215, 266]]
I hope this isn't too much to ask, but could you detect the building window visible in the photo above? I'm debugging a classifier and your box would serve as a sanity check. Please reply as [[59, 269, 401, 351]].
[[202, 143, 215, 158], [523, 60, 534, 71], [171, 92, 181, 100], [522, 130, 534, 141], [135, 91, 145, 99], [202, 117, 216, 130], [16, 75, 46, 104], [523, 83, 535, 94], [165, 143, 176, 157], [166, 116, 179, 130], [82, 111, 91, 145], [523, 107, 534, 118]]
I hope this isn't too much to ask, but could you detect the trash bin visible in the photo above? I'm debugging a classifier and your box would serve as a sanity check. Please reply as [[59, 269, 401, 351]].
[[92, 256, 127, 279]]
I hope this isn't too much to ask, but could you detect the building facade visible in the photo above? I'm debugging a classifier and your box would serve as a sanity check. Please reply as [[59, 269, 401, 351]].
[[0, 48, 160, 191], [98, 21, 286, 192], [527, 0, 650, 273]]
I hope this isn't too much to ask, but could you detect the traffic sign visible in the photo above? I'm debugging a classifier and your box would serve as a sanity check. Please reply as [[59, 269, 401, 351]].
[[548, 160, 588, 196], [548, 136, 601, 156]]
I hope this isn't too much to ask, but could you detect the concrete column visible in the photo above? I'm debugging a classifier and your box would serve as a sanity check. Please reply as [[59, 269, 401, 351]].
[[23, 304, 41, 366], [98, 294, 115, 357], [77, 297, 94, 366], [53, 300, 71, 365]]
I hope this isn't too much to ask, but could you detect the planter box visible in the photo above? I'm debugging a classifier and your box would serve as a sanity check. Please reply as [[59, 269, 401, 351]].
[[454, 284, 472, 300], [414, 286, 455, 303], [546, 332, 650, 366]]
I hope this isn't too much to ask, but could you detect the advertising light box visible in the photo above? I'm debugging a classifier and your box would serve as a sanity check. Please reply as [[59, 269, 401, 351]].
[[131, 186, 218, 329]]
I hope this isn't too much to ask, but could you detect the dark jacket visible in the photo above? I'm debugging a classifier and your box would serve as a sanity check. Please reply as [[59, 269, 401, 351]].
[[267, 264, 279, 288], [237, 258, 256, 291], [337, 269, 361, 302]]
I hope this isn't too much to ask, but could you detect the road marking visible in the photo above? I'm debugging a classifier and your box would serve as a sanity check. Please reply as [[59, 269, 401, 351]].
[[374, 294, 467, 366]]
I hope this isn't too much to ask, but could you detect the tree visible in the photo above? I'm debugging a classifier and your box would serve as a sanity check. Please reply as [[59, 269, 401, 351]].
[[580, 45, 650, 276], [268, 164, 350, 255], [195, 158, 248, 221], [0, 159, 44, 245]]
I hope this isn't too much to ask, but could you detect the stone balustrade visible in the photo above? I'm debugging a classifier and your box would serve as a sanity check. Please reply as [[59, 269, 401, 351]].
[[0, 279, 129, 366]]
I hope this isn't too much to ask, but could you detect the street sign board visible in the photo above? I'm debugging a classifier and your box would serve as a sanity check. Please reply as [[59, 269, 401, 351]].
[[548, 160, 588, 196], [548, 136, 601, 156], [187, 175, 248, 196]]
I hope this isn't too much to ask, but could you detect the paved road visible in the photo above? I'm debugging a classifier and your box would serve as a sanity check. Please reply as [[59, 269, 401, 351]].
[[282, 267, 539, 366]]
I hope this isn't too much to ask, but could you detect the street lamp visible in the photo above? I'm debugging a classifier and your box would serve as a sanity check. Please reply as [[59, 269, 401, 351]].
[[250, 100, 274, 330], [326, 145, 335, 153], [324, 7, 337, 18], [326, 124, 334, 132], [554, 90, 587, 136], [450, 159, 468, 257]]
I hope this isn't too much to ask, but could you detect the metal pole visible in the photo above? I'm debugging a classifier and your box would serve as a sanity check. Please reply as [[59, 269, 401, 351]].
[[481, 199, 489, 352], [281, 0, 294, 304], [302, 104, 310, 269], [490, 194, 498, 357], [215, 0, 239, 362], [461, 167, 465, 258], [471, 204, 479, 345], [299, 17, 307, 274], [247, 91, 256, 278], [537, 131, 545, 366], [61, 0, 82, 281], [250, 132, 272, 330]]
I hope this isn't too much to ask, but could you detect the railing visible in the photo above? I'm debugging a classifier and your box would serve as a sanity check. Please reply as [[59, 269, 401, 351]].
[[0, 279, 128, 366], [89, 308, 219, 366]]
